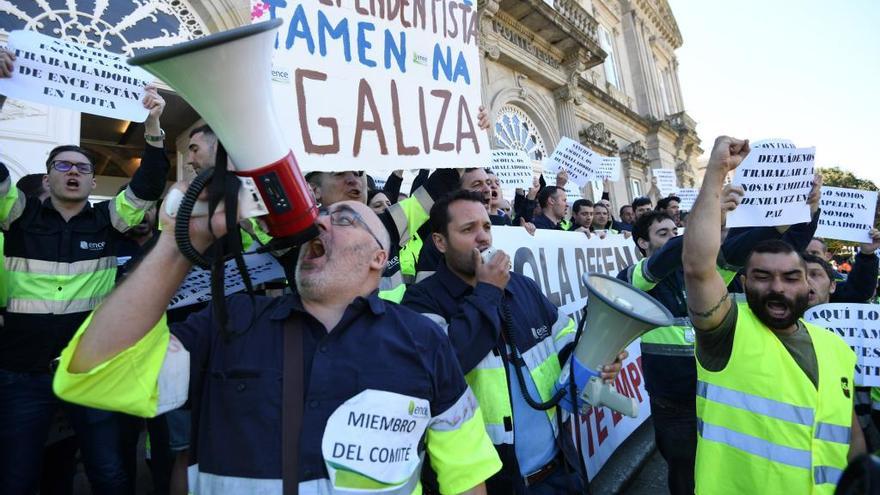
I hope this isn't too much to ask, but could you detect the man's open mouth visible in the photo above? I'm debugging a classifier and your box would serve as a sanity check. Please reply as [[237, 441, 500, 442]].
[[766, 300, 790, 319], [304, 238, 326, 261], [66, 178, 80, 188]]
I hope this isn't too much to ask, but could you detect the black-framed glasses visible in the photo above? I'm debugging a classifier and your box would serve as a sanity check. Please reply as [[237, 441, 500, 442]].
[[319, 205, 384, 250], [50, 160, 94, 174]]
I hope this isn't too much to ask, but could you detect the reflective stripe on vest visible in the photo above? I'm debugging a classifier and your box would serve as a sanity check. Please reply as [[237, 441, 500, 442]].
[[5, 256, 117, 314], [641, 317, 694, 356], [695, 303, 855, 495]]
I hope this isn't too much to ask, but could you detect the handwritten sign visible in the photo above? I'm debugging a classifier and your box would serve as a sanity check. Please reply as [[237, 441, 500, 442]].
[[676, 188, 698, 211], [597, 156, 621, 181], [168, 253, 286, 309], [546, 137, 600, 187], [541, 170, 582, 202], [804, 303, 880, 386], [815, 186, 878, 243], [0, 30, 152, 121], [652, 168, 678, 196], [490, 149, 532, 189], [725, 146, 815, 228], [256, 1, 488, 173]]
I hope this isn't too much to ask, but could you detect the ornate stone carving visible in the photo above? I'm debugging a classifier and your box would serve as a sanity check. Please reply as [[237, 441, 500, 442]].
[[514, 73, 530, 99], [579, 122, 618, 153], [621, 140, 649, 165], [1, 0, 208, 56]]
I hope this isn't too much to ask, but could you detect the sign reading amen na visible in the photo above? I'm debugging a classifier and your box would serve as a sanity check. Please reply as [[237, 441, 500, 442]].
[[805, 304, 880, 387], [546, 136, 600, 187], [490, 149, 532, 189], [0, 30, 153, 121], [815, 186, 878, 243], [257, 1, 489, 173], [724, 146, 816, 228]]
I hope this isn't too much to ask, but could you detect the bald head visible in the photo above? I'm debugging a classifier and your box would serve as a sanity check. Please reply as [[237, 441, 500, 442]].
[[336, 200, 390, 253]]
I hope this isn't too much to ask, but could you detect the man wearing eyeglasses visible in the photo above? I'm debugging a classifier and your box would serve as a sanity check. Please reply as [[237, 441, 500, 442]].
[[52, 194, 501, 494], [0, 76, 170, 492]]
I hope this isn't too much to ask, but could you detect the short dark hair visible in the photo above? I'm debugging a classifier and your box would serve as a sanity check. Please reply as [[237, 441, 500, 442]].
[[809, 237, 828, 252], [656, 196, 681, 211], [632, 210, 674, 253], [430, 190, 486, 237], [537, 186, 561, 208], [745, 240, 805, 271], [16, 174, 46, 198], [619, 204, 633, 217], [45, 145, 93, 171], [632, 196, 652, 210], [572, 199, 594, 215], [802, 252, 835, 282], [189, 124, 215, 139]]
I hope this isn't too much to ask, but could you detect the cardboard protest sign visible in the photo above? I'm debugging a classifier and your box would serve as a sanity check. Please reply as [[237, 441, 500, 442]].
[[725, 146, 815, 228], [598, 156, 621, 181], [652, 168, 678, 196], [541, 170, 582, 202], [676, 188, 698, 211], [546, 137, 600, 187], [168, 253, 286, 309], [815, 186, 878, 243], [490, 149, 532, 189], [805, 304, 880, 386], [256, 1, 488, 173], [490, 227, 648, 479], [0, 30, 152, 121]]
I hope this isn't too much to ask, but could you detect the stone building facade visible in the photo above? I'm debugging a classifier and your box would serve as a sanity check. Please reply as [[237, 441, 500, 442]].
[[1, 0, 700, 211]]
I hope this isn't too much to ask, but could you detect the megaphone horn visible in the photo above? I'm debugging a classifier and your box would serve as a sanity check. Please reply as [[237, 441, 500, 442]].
[[128, 19, 319, 250], [570, 272, 673, 417]]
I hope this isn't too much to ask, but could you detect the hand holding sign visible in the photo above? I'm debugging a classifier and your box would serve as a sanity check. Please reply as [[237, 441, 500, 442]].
[[0, 48, 14, 78], [142, 85, 165, 135], [860, 229, 880, 255]]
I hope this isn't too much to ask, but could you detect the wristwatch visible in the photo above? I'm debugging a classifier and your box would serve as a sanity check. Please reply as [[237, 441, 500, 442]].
[[144, 128, 166, 142]]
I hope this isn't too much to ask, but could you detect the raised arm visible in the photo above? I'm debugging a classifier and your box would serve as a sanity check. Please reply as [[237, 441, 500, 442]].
[[683, 136, 750, 330]]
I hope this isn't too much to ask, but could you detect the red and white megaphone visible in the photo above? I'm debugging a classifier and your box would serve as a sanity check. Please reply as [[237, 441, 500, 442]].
[[128, 19, 319, 256]]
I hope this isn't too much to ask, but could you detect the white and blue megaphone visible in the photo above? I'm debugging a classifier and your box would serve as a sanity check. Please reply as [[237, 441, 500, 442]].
[[560, 273, 673, 417]]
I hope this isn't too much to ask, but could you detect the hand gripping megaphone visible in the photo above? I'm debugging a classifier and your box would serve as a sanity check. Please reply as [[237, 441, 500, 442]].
[[128, 19, 319, 264], [562, 273, 673, 417]]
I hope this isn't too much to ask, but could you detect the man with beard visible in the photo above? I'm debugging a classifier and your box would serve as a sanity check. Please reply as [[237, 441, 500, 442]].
[[683, 136, 862, 494], [53, 193, 501, 494], [618, 205, 635, 232]]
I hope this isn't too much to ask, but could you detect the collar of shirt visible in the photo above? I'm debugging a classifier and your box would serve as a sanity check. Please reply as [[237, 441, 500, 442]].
[[267, 290, 387, 321], [40, 196, 95, 217]]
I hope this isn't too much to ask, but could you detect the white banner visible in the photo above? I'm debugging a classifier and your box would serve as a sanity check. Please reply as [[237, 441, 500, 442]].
[[256, 1, 489, 173], [490, 149, 533, 189], [546, 137, 600, 187], [168, 252, 286, 309], [598, 156, 621, 182], [725, 146, 815, 228], [815, 186, 878, 243], [0, 30, 152, 121], [804, 303, 880, 386], [676, 188, 698, 211], [491, 227, 649, 478], [652, 168, 678, 197]]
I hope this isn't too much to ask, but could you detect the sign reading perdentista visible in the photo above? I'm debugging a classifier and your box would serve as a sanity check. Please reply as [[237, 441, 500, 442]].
[[805, 303, 880, 386], [256, 0, 488, 172], [0, 30, 152, 121], [815, 186, 878, 243]]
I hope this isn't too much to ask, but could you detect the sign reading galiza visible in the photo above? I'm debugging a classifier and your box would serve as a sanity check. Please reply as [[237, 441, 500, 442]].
[[256, 0, 488, 173], [725, 146, 815, 228], [0, 30, 152, 121], [805, 303, 880, 386], [815, 186, 878, 243]]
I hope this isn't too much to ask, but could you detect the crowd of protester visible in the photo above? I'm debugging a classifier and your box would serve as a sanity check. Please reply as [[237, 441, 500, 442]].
[[1, 47, 879, 495]]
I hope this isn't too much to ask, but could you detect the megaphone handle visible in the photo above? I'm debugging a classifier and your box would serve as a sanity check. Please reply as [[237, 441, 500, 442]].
[[584, 378, 638, 418]]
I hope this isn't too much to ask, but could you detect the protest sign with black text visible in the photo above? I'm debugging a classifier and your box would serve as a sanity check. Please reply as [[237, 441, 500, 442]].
[[815, 186, 878, 243], [805, 303, 880, 386]]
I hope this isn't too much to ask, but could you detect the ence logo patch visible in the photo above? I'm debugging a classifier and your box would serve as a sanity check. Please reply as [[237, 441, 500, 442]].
[[79, 240, 105, 251], [408, 400, 429, 418]]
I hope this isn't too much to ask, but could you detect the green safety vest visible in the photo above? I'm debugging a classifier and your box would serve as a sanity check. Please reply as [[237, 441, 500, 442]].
[[377, 189, 433, 303], [695, 302, 855, 495]]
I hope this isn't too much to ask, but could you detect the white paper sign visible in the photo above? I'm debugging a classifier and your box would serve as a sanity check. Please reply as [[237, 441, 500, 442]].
[[256, 2, 489, 173], [598, 156, 621, 181], [168, 252, 286, 309], [804, 304, 880, 386], [490, 149, 532, 189], [652, 168, 678, 196], [725, 146, 815, 228], [676, 188, 698, 211], [546, 136, 600, 187], [0, 30, 152, 121], [541, 170, 582, 202], [815, 186, 877, 243]]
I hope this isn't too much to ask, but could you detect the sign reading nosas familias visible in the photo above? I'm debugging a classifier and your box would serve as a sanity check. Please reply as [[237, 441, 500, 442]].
[[724, 146, 816, 228], [0, 30, 153, 121], [805, 304, 880, 387], [815, 186, 878, 243], [545, 136, 600, 187], [490, 149, 532, 189], [255, 0, 488, 173]]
